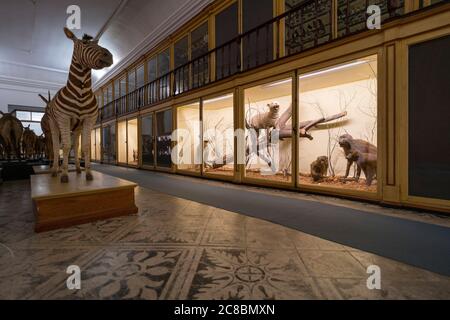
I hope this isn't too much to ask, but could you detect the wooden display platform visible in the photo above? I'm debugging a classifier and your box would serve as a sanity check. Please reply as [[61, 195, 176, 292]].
[[31, 171, 138, 232], [33, 164, 84, 175]]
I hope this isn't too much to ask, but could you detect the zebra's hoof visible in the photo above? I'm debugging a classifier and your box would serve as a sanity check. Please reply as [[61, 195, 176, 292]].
[[51, 172, 58, 177], [76, 168, 82, 174], [86, 172, 93, 181], [60, 175, 69, 183]]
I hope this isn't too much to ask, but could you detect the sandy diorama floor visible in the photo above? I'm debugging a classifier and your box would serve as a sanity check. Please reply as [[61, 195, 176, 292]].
[[0, 178, 449, 300]]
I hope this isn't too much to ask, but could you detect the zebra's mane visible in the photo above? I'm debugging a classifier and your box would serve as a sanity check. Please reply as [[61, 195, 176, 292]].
[[82, 34, 94, 42]]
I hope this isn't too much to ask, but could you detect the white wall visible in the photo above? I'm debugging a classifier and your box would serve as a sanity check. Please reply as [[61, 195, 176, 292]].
[[0, 84, 58, 113]]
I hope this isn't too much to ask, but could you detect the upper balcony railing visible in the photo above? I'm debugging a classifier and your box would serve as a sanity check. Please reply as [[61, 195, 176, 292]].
[[99, 0, 438, 122]]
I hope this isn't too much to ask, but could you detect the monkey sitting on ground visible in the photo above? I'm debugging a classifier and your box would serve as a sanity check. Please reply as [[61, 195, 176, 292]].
[[310, 156, 329, 182], [346, 150, 377, 186], [338, 134, 377, 181]]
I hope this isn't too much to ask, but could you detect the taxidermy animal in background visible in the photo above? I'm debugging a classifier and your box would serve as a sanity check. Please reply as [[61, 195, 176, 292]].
[[35, 135, 46, 159], [310, 156, 329, 182], [0, 111, 23, 160], [338, 134, 377, 181], [247, 102, 280, 131], [46, 28, 113, 182], [22, 125, 38, 159], [39, 92, 55, 161], [246, 102, 280, 154], [346, 151, 377, 186]]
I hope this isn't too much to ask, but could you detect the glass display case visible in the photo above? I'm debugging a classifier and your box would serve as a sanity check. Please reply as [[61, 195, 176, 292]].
[[127, 119, 139, 166], [298, 55, 378, 192], [176, 102, 201, 172], [102, 123, 116, 164], [156, 108, 173, 168], [244, 78, 293, 183], [203, 93, 235, 176], [90, 128, 101, 161], [141, 114, 155, 167], [118, 120, 127, 164]]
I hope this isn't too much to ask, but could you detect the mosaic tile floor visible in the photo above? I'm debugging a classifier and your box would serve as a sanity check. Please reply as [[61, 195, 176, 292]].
[[0, 179, 449, 300]]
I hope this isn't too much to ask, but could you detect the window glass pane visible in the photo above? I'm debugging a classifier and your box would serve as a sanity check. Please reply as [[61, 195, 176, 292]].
[[91, 130, 96, 160], [141, 114, 154, 166], [158, 49, 170, 76], [285, 0, 332, 55], [158, 49, 171, 100], [16, 111, 31, 121], [191, 22, 208, 59], [148, 57, 157, 82], [96, 128, 101, 161], [174, 36, 189, 68], [174, 36, 189, 94], [298, 55, 378, 192], [191, 22, 209, 88], [128, 70, 136, 92], [120, 77, 127, 96], [114, 80, 120, 99], [215, 3, 239, 80], [176, 102, 201, 172], [127, 119, 138, 165], [102, 124, 116, 164], [203, 94, 234, 176], [136, 64, 145, 88], [156, 109, 173, 168], [242, 0, 273, 70], [118, 121, 127, 163], [244, 78, 293, 183], [31, 112, 44, 122]]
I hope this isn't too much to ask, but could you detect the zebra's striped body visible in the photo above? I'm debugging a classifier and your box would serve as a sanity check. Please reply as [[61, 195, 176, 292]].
[[47, 28, 113, 182]]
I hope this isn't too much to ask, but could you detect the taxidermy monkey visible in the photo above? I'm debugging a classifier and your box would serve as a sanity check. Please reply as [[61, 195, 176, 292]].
[[346, 151, 377, 186], [310, 156, 329, 182], [338, 134, 377, 181]]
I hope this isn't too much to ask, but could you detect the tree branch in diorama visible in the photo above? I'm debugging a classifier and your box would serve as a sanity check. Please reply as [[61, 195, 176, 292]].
[[277, 104, 347, 140]]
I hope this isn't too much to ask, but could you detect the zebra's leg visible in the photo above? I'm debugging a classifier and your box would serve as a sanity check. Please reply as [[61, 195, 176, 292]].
[[81, 119, 94, 181], [60, 119, 72, 183], [73, 129, 82, 174], [48, 119, 60, 177]]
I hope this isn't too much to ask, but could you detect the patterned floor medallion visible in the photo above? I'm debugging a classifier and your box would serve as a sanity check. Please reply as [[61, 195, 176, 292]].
[[0, 176, 449, 300]]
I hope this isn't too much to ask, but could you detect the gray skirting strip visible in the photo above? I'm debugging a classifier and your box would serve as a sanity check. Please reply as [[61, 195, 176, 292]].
[[93, 164, 450, 276]]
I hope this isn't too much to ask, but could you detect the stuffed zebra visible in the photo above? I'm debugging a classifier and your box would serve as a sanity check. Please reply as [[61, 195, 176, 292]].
[[47, 28, 113, 182]]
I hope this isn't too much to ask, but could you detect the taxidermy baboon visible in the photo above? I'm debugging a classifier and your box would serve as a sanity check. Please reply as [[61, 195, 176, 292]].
[[338, 134, 377, 181], [310, 156, 329, 182], [0, 111, 23, 160], [346, 150, 377, 186]]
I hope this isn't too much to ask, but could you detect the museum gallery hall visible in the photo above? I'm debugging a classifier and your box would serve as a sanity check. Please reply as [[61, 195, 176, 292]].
[[0, 0, 449, 301]]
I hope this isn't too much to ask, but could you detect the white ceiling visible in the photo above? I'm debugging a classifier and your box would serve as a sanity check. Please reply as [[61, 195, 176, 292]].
[[0, 0, 212, 94]]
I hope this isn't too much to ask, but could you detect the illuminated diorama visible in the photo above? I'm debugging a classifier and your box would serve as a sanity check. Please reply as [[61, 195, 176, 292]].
[[203, 93, 234, 176], [156, 109, 173, 168], [176, 102, 201, 172], [244, 79, 293, 183], [298, 55, 378, 192], [118, 119, 138, 166]]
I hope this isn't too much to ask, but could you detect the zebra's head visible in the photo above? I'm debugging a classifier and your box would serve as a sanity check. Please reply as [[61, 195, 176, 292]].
[[64, 27, 113, 70]]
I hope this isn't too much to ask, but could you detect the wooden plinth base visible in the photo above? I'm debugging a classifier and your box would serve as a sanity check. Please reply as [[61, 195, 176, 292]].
[[31, 171, 138, 233], [33, 165, 85, 175]]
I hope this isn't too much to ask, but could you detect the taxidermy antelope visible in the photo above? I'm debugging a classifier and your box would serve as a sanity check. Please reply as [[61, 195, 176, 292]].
[[46, 28, 113, 182], [0, 111, 23, 160], [22, 125, 37, 159]]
